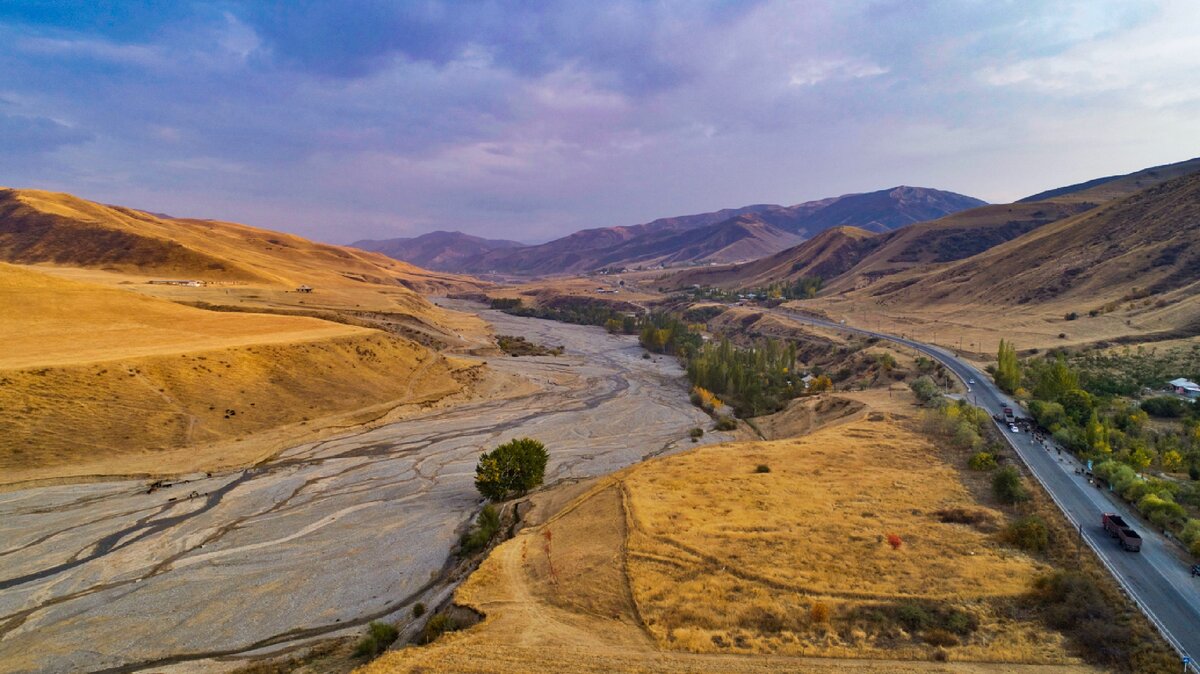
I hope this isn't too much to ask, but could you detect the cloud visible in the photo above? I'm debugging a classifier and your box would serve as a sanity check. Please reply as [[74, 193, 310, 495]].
[[0, 1, 1196, 242], [0, 111, 91, 154]]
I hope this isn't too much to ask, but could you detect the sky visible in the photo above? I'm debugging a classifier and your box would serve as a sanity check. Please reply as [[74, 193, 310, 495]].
[[1, 1, 1198, 244]]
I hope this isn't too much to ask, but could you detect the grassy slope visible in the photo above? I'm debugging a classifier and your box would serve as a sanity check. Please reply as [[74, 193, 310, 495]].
[[0, 187, 485, 295], [363, 392, 1097, 673], [0, 264, 477, 485]]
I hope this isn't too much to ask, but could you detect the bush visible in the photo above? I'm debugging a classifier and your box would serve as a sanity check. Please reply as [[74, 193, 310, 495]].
[[418, 614, 458, 644], [967, 451, 997, 471], [810, 601, 830, 623], [755, 464, 771, 473], [412, 602, 426, 618], [459, 504, 501, 555], [689, 427, 704, 440], [354, 621, 399, 658], [1002, 515, 1049, 552], [923, 628, 959, 647], [909, 376, 940, 403], [1140, 396, 1187, 418], [992, 466, 1028, 504], [714, 416, 737, 431], [475, 438, 548, 501]]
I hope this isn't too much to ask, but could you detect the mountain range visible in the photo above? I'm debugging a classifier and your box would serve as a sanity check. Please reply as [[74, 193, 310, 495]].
[[663, 156, 1200, 319], [353, 186, 986, 275]]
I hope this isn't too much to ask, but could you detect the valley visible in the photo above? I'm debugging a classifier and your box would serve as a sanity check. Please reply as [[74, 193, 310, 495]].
[[0, 303, 725, 673]]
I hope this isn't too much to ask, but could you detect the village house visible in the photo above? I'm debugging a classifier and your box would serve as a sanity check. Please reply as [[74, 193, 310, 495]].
[[1168, 377, 1200, 399]]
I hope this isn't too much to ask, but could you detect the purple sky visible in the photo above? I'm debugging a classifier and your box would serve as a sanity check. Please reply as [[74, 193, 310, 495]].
[[1, 1, 1198, 244]]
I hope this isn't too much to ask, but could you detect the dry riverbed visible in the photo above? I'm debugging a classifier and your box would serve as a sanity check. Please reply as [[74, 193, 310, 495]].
[[0, 304, 725, 673]]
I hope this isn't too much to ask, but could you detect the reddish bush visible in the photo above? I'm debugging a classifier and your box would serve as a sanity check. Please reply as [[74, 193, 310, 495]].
[[886, 533, 903, 550]]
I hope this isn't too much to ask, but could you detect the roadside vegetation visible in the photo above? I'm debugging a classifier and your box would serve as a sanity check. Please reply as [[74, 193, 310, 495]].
[[986, 343, 1200, 559], [917, 390, 1176, 671]]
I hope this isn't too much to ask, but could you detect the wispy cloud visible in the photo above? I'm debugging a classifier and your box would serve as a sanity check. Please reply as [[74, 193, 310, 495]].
[[0, 1, 1195, 242]]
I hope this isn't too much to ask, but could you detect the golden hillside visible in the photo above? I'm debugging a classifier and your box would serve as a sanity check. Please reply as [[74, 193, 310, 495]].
[[363, 392, 1098, 673], [880, 172, 1200, 313], [0, 263, 479, 486], [662, 226, 876, 290], [0, 187, 485, 295]]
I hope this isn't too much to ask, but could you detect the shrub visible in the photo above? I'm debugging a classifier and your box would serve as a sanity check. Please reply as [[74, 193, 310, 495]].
[[810, 601, 831, 623], [755, 464, 771, 473], [895, 602, 931, 631], [714, 416, 737, 431], [689, 427, 704, 440], [886, 533, 903, 550], [967, 451, 997, 471], [1002, 515, 1049, 553], [354, 621, 399, 658], [460, 504, 501, 555], [412, 602, 426, 618], [475, 438, 548, 501], [923, 628, 959, 647], [1140, 396, 1187, 418], [1064, 312, 1078, 321], [992, 466, 1028, 504], [419, 614, 458, 644], [909, 376, 940, 403]]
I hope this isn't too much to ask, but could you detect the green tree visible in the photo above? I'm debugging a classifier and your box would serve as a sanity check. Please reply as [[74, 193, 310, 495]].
[[995, 339, 1021, 394], [475, 438, 549, 501], [992, 466, 1028, 504], [1060, 388, 1094, 425], [909, 375, 939, 403], [1084, 411, 1111, 456], [1033, 354, 1078, 401]]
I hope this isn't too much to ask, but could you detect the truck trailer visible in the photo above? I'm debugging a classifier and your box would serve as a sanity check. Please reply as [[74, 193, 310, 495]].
[[1101, 513, 1142, 552]]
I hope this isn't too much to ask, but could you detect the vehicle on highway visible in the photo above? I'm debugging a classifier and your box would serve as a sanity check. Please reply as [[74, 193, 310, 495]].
[[1102, 513, 1143, 552], [1010, 425, 1020, 433], [968, 378, 975, 384]]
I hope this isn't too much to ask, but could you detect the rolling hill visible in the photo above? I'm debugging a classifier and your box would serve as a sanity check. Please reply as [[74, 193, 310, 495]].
[[0, 188, 485, 296], [879, 171, 1200, 310], [0, 262, 477, 484], [386, 186, 983, 275], [351, 230, 524, 271]]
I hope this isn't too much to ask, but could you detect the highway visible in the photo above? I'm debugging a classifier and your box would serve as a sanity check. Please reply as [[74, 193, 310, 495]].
[[772, 308, 1200, 673]]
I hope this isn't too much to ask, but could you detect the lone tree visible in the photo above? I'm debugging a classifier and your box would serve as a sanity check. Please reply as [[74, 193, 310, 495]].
[[475, 437, 548, 501]]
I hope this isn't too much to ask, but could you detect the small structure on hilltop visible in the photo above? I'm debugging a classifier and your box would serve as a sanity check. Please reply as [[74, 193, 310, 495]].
[[1168, 378, 1200, 399], [148, 279, 205, 287], [296, 285, 313, 293]]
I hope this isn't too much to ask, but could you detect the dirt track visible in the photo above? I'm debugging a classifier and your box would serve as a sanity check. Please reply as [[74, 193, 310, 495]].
[[0, 304, 722, 673]]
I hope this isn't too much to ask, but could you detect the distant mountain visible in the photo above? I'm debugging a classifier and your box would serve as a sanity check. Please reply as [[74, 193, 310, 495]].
[[435, 186, 984, 275], [658, 156, 1200, 296], [352, 231, 523, 272]]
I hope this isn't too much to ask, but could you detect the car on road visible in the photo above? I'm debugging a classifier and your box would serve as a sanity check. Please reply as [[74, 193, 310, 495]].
[[1010, 425, 1020, 433], [968, 378, 975, 384]]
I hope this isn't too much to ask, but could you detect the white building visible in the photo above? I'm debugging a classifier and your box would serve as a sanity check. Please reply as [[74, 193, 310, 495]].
[[1168, 378, 1200, 399]]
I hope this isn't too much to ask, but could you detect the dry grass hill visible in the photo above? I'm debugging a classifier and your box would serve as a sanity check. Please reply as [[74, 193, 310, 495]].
[[0, 263, 481, 486], [879, 171, 1200, 315], [363, 391, 1109, 673], [0, 187, 484, 295]]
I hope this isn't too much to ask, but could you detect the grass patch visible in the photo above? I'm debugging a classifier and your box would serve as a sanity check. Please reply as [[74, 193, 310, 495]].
[[459, 504, 501, 555]]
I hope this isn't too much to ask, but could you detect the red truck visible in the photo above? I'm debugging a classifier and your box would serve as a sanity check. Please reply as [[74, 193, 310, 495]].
[[1102, 513, 1142, 552]]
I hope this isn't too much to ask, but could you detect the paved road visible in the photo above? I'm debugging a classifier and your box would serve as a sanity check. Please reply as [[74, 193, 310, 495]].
[[0, 305, 725, 673], [772, 307, 1200, 672]]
